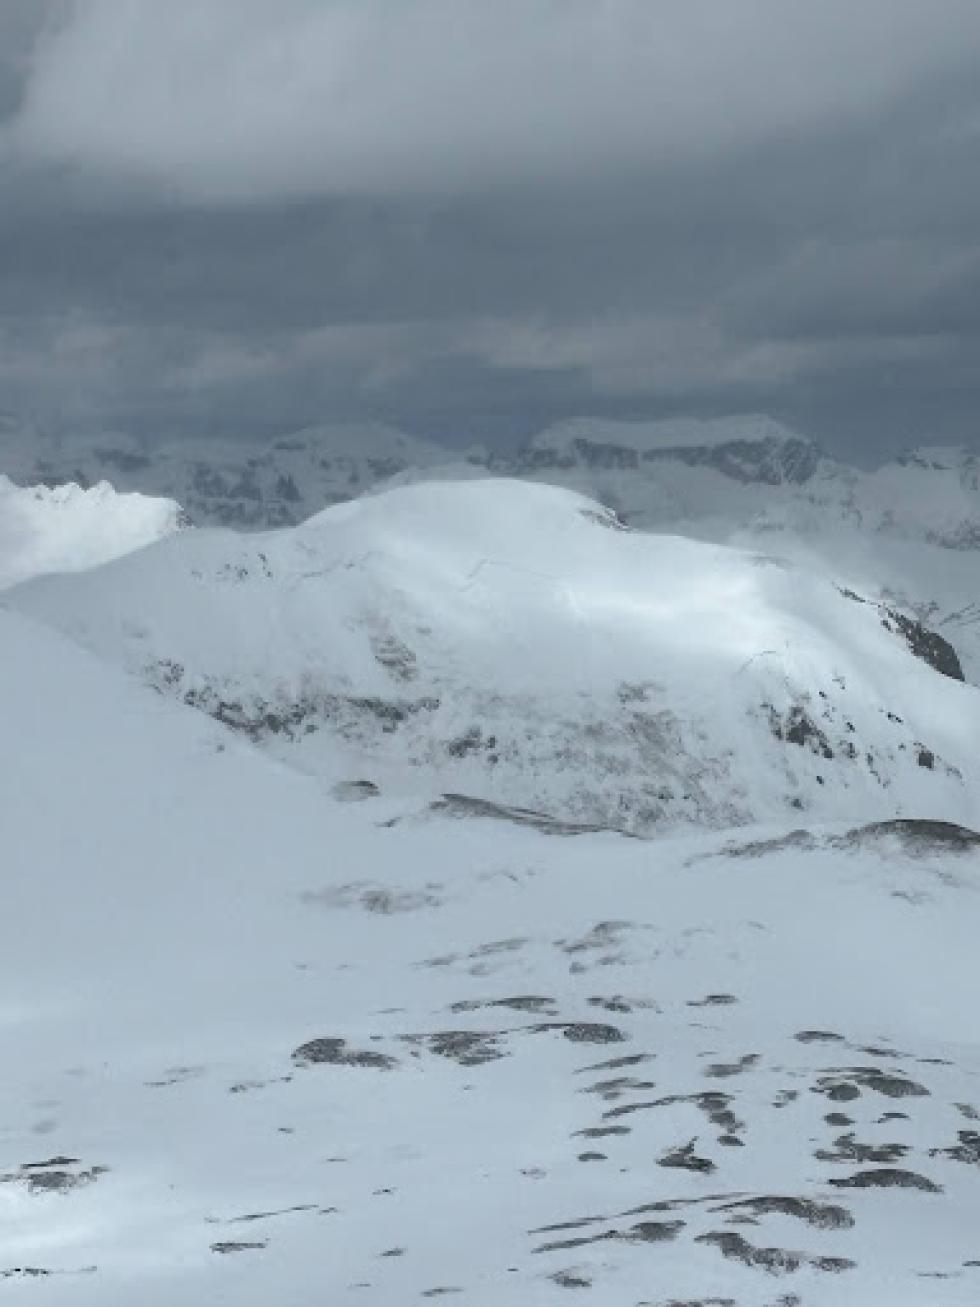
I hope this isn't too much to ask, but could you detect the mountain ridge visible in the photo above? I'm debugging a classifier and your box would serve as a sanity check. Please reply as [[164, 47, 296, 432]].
[[8, 477, 977, 837], [5, 411, 978, 681]]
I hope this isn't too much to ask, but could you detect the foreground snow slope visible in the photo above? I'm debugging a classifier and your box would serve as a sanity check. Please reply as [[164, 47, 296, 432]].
[[1, 605, 979, 1304], [0, 475, 184, 590], [9, 478, 978, 834]]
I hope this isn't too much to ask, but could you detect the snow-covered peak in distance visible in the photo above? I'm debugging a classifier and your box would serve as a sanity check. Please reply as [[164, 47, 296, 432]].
[[10, 477, 977, 836], [0, 474, 185, 590], [531, 413, 802, 452], [506, 415, 831, 522], [523, 413, 821, 484]]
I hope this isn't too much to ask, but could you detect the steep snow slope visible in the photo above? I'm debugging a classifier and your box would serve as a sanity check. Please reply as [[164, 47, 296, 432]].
[[0, 475, 184, 590], [9, 478, 977, 834], [2, 606, 980, 1304]]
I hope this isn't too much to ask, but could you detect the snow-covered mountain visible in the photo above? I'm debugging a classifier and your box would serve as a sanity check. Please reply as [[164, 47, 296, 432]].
[[4, 413, 978, 681], [2, 586, 980, 1304], [3, 422, 980, 1304], [509, 414, 823, 489], [0, 474, 184, 590], [5, 412, 978, 547], [8, 478, 975, 836]]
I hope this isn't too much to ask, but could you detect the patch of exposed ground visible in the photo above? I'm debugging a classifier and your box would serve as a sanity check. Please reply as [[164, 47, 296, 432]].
[[292, 1038, 397, 1070], [0, 1158, 108, 1195], [534, 1220, 685, 1254], [429, 793, 629, 837], [711, 1196, 854, 1230], [829, 1168, 941, 1193], [695, 1230, 855, 1275], [302, 882, 445, 914]]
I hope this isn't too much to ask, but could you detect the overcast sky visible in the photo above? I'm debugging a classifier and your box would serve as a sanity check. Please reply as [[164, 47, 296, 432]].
[[2, 1, 980, 460]]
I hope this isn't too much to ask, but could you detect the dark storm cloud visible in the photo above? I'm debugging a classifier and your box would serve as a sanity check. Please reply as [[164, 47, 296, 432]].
[[1, 1, 980, 458]]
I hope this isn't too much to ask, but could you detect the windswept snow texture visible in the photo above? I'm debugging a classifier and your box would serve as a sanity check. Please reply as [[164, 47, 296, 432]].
[[1, 606, 980, 1304], [9, 478, 979, 835], [0, 475, 184, 590]]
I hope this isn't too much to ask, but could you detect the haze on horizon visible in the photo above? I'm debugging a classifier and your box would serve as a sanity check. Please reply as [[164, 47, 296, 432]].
[[2, 1, 980, 464]]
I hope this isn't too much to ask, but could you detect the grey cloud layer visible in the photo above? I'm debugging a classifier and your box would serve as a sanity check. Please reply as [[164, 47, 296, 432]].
[[1, 1, 980, 456], [9, 0, 980, 201]]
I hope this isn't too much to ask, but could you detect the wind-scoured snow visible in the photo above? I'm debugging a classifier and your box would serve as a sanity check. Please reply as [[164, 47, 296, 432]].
[[0, 475, 184, 590], [8, 478, 978, 835]]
